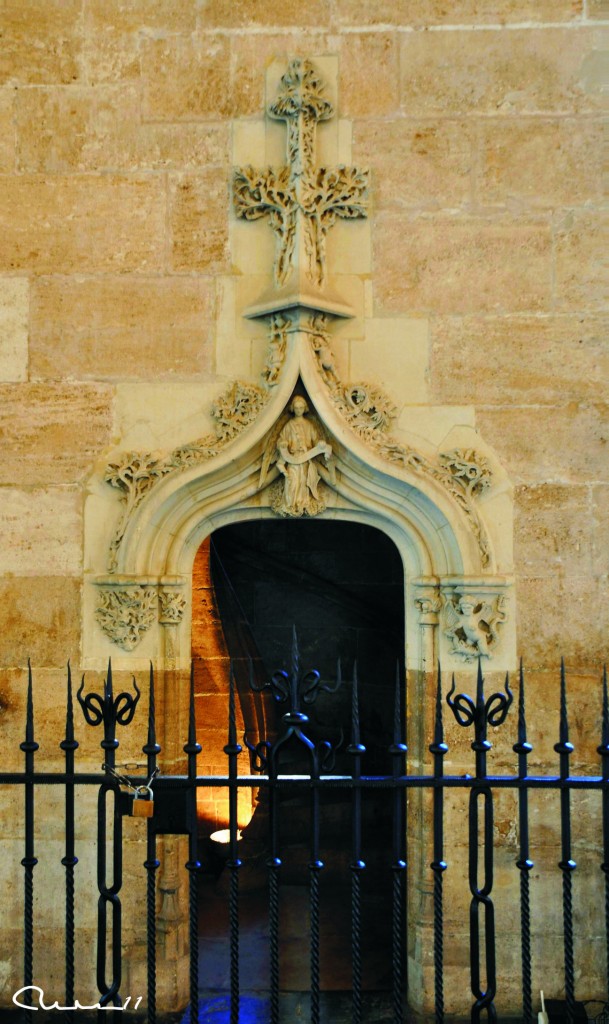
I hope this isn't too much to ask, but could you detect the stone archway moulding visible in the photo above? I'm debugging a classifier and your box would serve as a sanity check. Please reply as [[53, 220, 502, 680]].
[[83, 56, 515, 675]]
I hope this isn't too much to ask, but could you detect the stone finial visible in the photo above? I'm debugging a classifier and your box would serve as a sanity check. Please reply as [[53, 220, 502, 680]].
[[233, 58, 368, 305]]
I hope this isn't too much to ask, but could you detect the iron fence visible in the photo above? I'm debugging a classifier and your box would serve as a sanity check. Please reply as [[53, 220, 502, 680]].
[[0, 641, 608, 1024]]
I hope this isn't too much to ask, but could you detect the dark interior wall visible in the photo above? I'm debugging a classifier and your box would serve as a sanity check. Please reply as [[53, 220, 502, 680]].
[[209, 519, 405, 769]]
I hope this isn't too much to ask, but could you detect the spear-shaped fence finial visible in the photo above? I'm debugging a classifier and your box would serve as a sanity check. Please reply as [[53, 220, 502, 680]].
[[554, 659, 574, 772], [514, 658, 532, 762], [21, 659, 38, 755], [143, 662, 161, 762], [60, 662, 78, 757]]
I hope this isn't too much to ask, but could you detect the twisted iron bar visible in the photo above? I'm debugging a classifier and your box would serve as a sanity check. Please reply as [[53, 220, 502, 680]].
[[390, 662, 407, 1024], [348, 665, 365, 1024], [555, 661, 576, 1024], [143, 664, 161, 1024], [23, 867, 35, 1024], [351, 869, 363, 1024], [186, 869, 199, 1022], [145, 872, 157, 1024], [229, 869, 240, 1024], [63, 864, 76, 1024], [184, 662, 201, 1024], [310, 864, 321, 1024], [430, 666, 448, 1024], [514, 660, 534, 1024], [268, 862, 280, 1024], [432, 873, 444, 1022], [21, 662, 38, 1024], [519, 871, 532, 1020], [60, 663, 78, 1024], [562, 869, 576, 1024], [392, 868, 405, 1024], [225, 665, 242, 1024]]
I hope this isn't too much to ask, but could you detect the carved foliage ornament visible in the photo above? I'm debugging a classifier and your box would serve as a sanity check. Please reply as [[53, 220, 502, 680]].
[[233, 59, 368, 288], [96, 585, 187, 650], [307, 314, 493, 567], [158, 588, 187, 625], [104, 315, 292, 573], [96, 587, 157, 652]]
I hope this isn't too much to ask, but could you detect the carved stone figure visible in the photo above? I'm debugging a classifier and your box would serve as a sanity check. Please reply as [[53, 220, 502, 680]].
[[309, 314, 339, 387], [442, 593, 506, 661], [261, 396, 334, 517], [262, 313, 290, 388], [95, 586, 157, 651]]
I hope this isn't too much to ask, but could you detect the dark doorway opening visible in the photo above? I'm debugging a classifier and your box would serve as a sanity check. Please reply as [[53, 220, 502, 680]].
[[191, 519, 406, 1021]]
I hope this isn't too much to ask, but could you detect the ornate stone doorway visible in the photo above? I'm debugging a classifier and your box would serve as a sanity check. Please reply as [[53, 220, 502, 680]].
[[192, 519, 406, 1012], [79, 55, 517, 1015]]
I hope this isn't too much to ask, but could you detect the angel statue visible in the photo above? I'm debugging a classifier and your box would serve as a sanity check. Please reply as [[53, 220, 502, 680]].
[[442, 593, 506, 661], [259, 396, 334, 517]]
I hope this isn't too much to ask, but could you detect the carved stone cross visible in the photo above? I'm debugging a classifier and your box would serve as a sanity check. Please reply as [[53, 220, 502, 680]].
[[233, 59, 368, 291]]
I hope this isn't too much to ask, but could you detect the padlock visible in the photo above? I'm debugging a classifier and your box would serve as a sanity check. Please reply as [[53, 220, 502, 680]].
[[131, 785, 154, 819]]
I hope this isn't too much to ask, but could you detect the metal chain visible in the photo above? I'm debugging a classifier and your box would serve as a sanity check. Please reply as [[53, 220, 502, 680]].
[[102, 763, 159, 792]]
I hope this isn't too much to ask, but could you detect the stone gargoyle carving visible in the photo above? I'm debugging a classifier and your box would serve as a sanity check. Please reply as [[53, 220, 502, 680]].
[[259, 394, 335, 517], [442, 592, 507, 661]]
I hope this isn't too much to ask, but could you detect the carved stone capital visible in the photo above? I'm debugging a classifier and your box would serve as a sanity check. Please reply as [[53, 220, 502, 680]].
[[158, 587, 187, 626], [413, 581, 442, 626], [95, 584, 157, 652]]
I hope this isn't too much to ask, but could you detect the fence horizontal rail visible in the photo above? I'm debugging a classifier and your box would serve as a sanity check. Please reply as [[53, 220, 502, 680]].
[[1, 770, 607, 789]]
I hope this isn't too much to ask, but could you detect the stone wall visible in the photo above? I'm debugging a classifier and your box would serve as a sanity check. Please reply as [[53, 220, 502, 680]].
[[0, 0, 607, 1016]]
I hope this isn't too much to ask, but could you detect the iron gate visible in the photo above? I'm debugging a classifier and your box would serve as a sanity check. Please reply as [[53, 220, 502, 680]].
[[1, 641, 609, 1024]]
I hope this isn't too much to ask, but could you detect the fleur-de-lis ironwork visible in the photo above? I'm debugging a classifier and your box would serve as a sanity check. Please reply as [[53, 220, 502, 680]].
[[247, 628, 341, 770], [77, 659, 140, 761]]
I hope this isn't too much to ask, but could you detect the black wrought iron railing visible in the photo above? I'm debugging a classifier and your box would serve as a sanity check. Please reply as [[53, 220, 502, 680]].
[[0, 644, 607, 1024]]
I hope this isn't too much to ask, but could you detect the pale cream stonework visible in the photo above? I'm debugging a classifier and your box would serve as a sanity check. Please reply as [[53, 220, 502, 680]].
[[0, 3, 606, 1018], [0, 278, 28, 383]]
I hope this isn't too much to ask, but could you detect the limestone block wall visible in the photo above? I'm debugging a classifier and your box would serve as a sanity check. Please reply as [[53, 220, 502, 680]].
[[0, 0, 607, 1015]]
